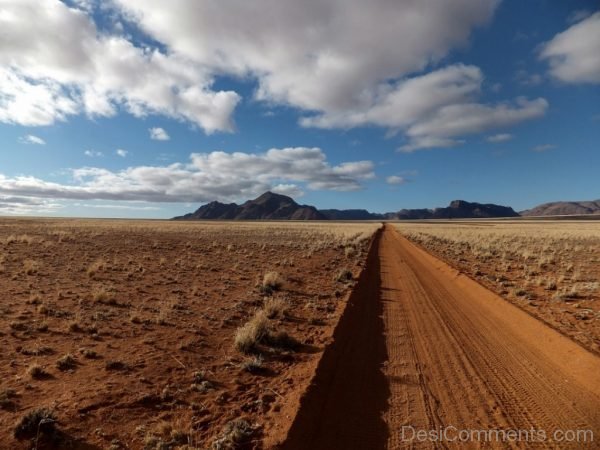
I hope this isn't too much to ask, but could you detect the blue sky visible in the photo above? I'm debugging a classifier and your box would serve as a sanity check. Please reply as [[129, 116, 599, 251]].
[[0, 0, 599, 218]]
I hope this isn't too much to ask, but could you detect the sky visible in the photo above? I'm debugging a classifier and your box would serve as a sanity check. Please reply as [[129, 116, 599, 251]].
[[0, 0, 599, 218]]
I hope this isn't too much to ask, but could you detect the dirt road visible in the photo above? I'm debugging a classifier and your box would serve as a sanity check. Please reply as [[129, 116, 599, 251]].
[[283, 224, 600, 449]]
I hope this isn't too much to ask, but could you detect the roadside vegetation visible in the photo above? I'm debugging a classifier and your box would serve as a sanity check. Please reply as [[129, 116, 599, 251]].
[[0, 218, 379, 448], [395, 221, 600, 353]]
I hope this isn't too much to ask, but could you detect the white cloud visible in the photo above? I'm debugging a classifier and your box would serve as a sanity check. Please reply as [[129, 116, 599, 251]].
[[149, 127, 170, 141], [114, 0, 499, 115], [0, 196, 62, 215], [18, 135, 46, 145], [84, 150, 104, 157], [0, 67, 78, 126], [301, 65, 547, 151], [386, 176, 407, 185], [540, 12, 600, 84], [116, 149, 128, 157], [270, 184, 304, 199], [0, 148, 374, 203], [399, 97, 547, 152], [532, 144, 556, 152], [73, 203, 161, 211], [0, 0, 239, 132], [0, 0, 547, 146], [487, 133, 513, 143]]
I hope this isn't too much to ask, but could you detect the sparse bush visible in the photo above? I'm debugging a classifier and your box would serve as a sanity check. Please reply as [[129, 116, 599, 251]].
[[105, 360, 128, 371], [234, 309, 299, 353], [93, 286, 116, 305], [211, 419, 255, 450], [56, 354, 77, 371], [261, 271, 283, 293], [79, 348, 99, 359], [0, 389, 17, 410], [68, 320, 83, 332], [234, 311, 270, 354], [240, 355, 264, 373], [335, 268, 353, 282], [23, 259, 39, 275], [263, 297, 287, 319], [87, 259, 105, 278], [27, 364, 49, 379], [512, 288, 527, 297], [14, 408, 57, 439], [9, 321, 28, 332]]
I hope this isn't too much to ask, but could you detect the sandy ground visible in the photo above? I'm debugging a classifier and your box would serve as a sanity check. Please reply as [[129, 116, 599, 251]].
[[2, 219, 599, 449], [0, 219, 377, 449], [282, 225, 600, 449]]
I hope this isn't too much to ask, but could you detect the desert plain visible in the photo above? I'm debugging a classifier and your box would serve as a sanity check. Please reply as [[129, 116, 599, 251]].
[[0, 218, 599, 449]]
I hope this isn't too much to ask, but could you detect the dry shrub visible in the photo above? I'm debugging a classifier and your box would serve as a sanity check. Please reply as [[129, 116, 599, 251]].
[[27, 364, 49, 380], [234, 311, 270, 354], [13, 408, 57, 439], [211, 419, 255, 450], [0, 389, 17, 410], [262, 271, 283, 293], [56, 354, 77, 371], [263, 296, 288, 319], [234, 309, 298, 353], [335, 268, 353, 282]]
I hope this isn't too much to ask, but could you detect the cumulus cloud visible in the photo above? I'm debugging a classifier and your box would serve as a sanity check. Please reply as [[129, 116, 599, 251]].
[[0, 196, 62, 215], [114, 0, 498, 112], [84, 150, 103, 157], [18, 135, 46, 145], [116, 149, 128, 157], [486, 133, 513, 143], [386, 176, 407, 185], [399, 97, 547, 152], [540, 12, 600, 84], [0, 148, 374, 203], [301, 65, 547, 151], [149, 127, 170, 141], [532, 144, 556, 152], [0, 0, 239, 132], [0, 0, 547, 146]]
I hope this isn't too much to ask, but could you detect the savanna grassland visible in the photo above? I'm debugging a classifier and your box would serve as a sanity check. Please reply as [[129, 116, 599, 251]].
[[0, 218, 379, 450], [395, 221, 600, 354]]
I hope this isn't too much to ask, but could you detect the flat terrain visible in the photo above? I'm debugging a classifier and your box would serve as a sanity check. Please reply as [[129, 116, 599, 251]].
[[284, 224, 600, 449], [0, 218, 378, 449], [2, 219, 599, 449]]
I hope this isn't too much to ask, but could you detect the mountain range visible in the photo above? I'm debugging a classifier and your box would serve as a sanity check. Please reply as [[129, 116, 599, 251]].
[[173, 192, 522, 220], [520, 200, 600, 217]]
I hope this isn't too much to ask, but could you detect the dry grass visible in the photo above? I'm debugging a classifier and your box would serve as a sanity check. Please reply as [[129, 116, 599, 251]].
[[0, 217, 380, 447], [13, 407, 57, 439], [234, 311, 271, 354], [395, 220, 600, 352], [396, 221, 600, 302], [26, 364, 49, 380]]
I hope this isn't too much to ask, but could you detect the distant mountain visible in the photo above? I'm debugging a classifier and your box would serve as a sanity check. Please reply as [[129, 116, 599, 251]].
[[521, 200, 600, 216], [173, 192, 325, 220], [174, 193, 520, 221], [389, 200, 519, 220], [319, 209, 382, 220]]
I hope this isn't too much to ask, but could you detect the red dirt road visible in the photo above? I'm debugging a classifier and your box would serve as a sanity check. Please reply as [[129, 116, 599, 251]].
[[283, 224, 600, 449]]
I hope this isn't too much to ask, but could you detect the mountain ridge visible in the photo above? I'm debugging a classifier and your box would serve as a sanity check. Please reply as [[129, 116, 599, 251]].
[[520, 200, 600, 217], [173, 192, 520, 220]]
